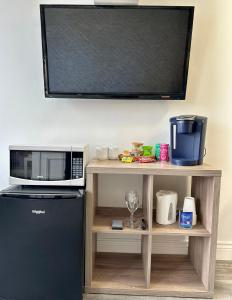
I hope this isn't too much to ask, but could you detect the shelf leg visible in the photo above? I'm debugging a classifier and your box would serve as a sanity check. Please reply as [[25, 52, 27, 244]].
[[142, 175, 153, 230], [142, 234, 152, 288], [189, 176, 221, 294], [85, 173, 98, 288], [142, 175, 153, 289]]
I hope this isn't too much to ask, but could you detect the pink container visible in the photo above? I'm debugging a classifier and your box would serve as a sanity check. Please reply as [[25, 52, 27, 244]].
[[160, 144, 169, 162]]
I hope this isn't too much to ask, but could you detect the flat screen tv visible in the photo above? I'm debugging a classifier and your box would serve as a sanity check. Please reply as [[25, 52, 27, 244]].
[[40, 5, 194, 100]]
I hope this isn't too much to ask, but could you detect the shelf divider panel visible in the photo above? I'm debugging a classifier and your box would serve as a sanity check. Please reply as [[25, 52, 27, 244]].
[[142, 234, 152, 288], [85, 173, 98, 287], [142, 175, 153, 231], [190, 176, 221, 292]]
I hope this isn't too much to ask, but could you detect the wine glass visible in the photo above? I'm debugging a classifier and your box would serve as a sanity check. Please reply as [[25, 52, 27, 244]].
[[125, 191, 139, 229]]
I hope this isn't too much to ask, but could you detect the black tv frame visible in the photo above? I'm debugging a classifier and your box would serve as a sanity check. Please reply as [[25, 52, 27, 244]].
[[40, 5, 194, 100]]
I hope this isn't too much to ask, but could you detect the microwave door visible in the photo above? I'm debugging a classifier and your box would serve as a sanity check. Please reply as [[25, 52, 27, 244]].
[[10, 150, 40, 180], [31, 152, 41, 180], [40, 152, 69, 181], [24, 152, 41, 180]]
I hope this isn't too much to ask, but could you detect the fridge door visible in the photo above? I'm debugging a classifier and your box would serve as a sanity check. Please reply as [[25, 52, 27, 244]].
[[0, 193, 84, 300]]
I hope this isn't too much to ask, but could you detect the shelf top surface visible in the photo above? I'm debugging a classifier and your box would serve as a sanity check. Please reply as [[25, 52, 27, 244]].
[[87, 160, 221, 176]]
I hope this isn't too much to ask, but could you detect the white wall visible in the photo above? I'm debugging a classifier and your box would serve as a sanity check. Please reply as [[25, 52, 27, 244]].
[[0, 0, 232, 259]]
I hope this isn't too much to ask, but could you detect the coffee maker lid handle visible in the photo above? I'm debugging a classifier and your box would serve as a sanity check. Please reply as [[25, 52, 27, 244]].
[[176, 115, 196, 121]]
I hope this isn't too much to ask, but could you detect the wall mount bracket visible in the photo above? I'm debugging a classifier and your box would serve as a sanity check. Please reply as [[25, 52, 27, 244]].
[[94, 0, 138, 6]]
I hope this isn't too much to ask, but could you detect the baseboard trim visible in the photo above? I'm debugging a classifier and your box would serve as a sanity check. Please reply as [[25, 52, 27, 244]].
[[216, 241, 232, 260]]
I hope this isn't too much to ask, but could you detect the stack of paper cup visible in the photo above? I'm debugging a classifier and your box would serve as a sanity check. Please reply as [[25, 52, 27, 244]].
[[183, 196, 197, 226], [96, 146, 108, 160], [109, 146, 120, 160]]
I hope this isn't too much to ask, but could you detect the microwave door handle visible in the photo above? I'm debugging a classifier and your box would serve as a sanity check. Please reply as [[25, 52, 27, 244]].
[[173, 125, 177, 149]]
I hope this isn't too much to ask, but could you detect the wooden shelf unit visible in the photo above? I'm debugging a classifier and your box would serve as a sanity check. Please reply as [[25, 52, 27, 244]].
[[85, 160, 221, 298]]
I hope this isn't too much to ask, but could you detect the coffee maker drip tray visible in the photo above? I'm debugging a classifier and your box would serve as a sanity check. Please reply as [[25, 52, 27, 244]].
[[171, 158, 199, 166]]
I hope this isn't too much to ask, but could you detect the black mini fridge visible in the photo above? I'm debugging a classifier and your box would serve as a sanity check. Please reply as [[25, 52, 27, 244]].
[[0, 186, 85, 300]]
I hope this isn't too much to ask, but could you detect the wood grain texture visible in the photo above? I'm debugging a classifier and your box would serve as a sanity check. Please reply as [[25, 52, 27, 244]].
[[152, 220, 210, 237], [85, 161, 222, 298], [189, 237, 207, 286], [142, 175, 153, 230], [215, 260, 232, 295], [87, 160, 221, 177], [205, 177, 221, 292], [191, 176, 215, 232], [150, 254, 206, 293], [92, 252, 145, 290], [86, 286, 211, 298], [85, 173, 98, 287], [92, 207, 149, 235], [87, 253, 211, 298], [85, 260, 231, 299], [189, 176, 221, 294], [141, 235, 152, 288]]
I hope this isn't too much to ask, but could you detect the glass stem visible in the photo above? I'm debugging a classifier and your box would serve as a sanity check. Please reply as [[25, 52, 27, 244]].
[[130, 212, 134, 229]]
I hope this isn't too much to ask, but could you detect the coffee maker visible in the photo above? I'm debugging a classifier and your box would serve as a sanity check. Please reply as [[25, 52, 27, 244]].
[[170, 115, 207, 166]]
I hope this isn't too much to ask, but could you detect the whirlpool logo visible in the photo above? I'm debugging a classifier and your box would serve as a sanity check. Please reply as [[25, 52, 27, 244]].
[[32, 210, 46, 215]]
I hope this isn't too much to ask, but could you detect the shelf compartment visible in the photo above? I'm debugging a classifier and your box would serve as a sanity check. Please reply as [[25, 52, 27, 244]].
[[90, 252, 146, 293], [150, 254, 208, 297], [152, 221, 210, 237], [92, 207, 149, 235], [88, 253, 209, 297]]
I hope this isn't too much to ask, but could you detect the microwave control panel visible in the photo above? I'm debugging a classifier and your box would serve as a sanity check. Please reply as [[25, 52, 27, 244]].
[[72, 152, 83, 179]]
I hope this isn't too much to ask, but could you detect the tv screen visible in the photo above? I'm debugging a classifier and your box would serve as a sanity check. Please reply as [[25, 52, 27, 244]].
[[40, 5, 194, 100]]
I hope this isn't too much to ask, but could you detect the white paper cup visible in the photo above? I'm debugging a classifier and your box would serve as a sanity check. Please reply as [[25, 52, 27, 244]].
[[183, 196, 196, 215], [109, 146, 119, 160], [96, 146, 108, 160]]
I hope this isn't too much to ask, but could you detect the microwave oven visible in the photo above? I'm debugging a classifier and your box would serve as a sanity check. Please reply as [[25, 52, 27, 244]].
[[9, 145, 88, 186]]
